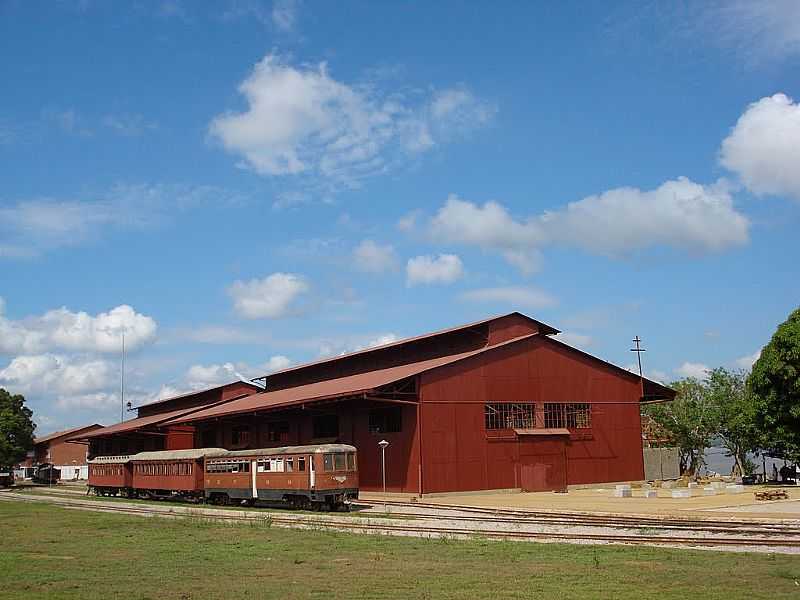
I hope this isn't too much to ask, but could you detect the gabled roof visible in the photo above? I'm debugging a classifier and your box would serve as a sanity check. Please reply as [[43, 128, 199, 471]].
[[252, 312, 559, 384], [35, 423, 103, 445], [166, 334, 541, 425], [69, 398, 234, 441], [132, 381, 260, 411]]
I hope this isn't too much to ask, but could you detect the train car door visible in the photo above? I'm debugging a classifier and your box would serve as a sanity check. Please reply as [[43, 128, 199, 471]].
[[251, 459, 257, 499], [309, 455, 316, 490]]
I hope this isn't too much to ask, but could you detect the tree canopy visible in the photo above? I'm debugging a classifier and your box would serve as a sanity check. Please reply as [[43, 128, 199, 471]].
[[0, 388, 35, 467], [749, 306, 800, 462]]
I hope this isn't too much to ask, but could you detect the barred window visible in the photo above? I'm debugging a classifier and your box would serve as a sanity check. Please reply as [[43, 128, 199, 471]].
[[543, 403, 591, 429], [484, 403, 535, 430]]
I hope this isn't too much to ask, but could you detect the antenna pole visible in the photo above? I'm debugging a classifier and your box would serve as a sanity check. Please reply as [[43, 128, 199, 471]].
[[630, 335, 646, 399], [120, 331, 125, 422]]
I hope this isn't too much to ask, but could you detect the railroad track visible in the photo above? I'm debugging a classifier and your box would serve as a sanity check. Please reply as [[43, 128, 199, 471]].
[[361, 498, 800, 534], [3, 491, 799, 553], [14, 487, 800, 536]]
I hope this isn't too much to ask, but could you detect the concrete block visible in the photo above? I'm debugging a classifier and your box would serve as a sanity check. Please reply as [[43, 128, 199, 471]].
[[711, 481, 726, 490], [688, 482, 699, 489], [671, 489, 691, 499], [643, 490, 658, 498], [661, 480, 676, 489], [613, 489, 632, 498], [703, 486, 717, 496], [615, 484, 632, 491], [726, 484, 745, 494]]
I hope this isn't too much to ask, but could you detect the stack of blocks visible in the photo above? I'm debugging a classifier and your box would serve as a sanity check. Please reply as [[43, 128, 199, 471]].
[[726, 484, 745, 494], [643, 490, 658, 498], [671, 489, 692, 498], [613, 484, 632, 498]]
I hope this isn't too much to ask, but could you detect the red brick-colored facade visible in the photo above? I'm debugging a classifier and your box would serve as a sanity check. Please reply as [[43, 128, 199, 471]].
[[74, 313, 673, 494]]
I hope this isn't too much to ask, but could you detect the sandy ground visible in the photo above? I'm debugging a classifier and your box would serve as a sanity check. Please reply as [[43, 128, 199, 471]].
[[361, 485, 800, 520]]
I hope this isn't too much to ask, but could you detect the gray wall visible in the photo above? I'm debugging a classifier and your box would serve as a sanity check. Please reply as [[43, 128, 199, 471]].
[[643, 447, 680, 480]]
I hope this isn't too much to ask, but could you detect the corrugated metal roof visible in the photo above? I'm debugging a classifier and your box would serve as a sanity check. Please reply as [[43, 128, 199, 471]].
[[253, 312, 559, 382], [132, 381, 260, 411], [35, 423, 103, 445], [71, 401, 231, 441], [130, 448, 227, 461], [207, 444, 357, 458], [165, 334, 540, 425]]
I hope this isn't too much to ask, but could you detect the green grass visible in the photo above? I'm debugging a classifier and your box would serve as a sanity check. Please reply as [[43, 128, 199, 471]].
[[1, 501, 799, 600]]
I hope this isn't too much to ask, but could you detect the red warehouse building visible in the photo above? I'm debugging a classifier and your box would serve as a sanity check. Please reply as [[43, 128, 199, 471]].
[[74, 313, 674, 494], [20, 424, 104, 480]]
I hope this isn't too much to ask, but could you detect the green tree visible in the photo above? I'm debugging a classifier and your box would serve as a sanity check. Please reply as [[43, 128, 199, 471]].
[[643, 378, 717, 476], [0, 388, 35, 467], [707, 368, 760, 476], [748, 307, 800, 462]]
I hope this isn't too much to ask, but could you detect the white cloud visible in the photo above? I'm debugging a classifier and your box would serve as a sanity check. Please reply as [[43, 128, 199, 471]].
[[209, 54, 494, 188], [0, 353, 114, 396], [0, 183, 245, 258], [734, 350, 761, 370], [0, 300, 157, 355], [624, 363, 668, 384], [720, 93, 800, 201], [554, 332, 593, 349], [460, 286, 557, 310], [271, 0, 299, 30], [426, 179, 749, 272], [228, 273, 309, 319], [101, 113, 158, 137], [353, 240, 398, 273], [406, 254, 464, 286], [702, 1, 800, 62], [675, 361, 711, 380], [56, 392, 119, 410], [396, 211, 420, 232], [186, 355, 292, 388]]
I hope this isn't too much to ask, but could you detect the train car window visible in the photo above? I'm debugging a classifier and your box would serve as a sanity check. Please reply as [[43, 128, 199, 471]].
[[241, 462, 249, 473], [323, 454, 334, 471], [274, 459, 284, 472], [285, 458, 293, 472], [334, 453, 346, 471], [347, 453, 356, 471], [298, 457, 306, 471], [257, 460, 270, 473]]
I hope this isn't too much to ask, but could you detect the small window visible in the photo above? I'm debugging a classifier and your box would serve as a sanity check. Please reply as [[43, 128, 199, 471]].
[[334, 453, 346, 471], [232, 426, 251, 446], [267, 421, 290, 442], [346, 453, 356, 471], [285, 458, 294, 472], [485, 403, 535, 430], [298, 457, 306, 472], [201, 429, 217, 447], [312, 415, 339, 439], [369, 406, 402, 433], [323, 454, 334, 471]]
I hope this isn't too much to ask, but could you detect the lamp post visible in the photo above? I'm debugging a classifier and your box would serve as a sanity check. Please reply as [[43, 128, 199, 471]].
[[378, 439, 389, 512]]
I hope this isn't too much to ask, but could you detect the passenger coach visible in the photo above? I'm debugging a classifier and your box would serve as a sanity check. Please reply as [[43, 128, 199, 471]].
[[87, 443, 358, 510]]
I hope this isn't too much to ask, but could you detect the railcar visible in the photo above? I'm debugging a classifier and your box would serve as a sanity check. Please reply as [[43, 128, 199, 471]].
[[129, 448, 224, 501], [31, 463, 60, 484], [87, 444, 359, 510], [0, 467, 13, 488], [204, 444, 358, 510], [87, 455, 134, 496]]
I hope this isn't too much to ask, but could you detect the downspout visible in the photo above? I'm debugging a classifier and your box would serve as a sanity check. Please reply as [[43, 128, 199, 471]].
[[416, 376, 424, 496]]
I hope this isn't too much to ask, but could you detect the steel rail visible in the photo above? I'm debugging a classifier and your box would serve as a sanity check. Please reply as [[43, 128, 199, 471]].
[[3, 493, 799, 552]]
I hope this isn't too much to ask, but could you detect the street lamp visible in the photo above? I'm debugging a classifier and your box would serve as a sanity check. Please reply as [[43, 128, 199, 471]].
[[378, 439, 389, 512]]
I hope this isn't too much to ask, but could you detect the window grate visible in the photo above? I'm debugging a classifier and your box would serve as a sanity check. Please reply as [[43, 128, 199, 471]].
[[543, 403, 591, 429], [484, 403, 535, 430]]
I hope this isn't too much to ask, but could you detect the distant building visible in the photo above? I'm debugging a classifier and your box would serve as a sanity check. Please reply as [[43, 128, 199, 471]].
[[72, 313, 675, 494], [19, 424, 104, 480]]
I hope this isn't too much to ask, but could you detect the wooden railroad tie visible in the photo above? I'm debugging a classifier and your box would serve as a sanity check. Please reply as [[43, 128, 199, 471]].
[[754, 489, 789, 501]]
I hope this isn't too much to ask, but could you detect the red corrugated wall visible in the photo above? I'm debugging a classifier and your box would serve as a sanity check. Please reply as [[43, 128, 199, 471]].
[[419, 336, 644, 493]]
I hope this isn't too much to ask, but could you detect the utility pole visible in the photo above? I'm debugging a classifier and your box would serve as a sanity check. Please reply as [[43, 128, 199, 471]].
[[630, 335, 646, 399]]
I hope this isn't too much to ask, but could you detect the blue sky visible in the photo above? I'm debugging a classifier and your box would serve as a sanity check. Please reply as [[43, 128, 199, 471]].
[[1, 1, 799, 434]]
